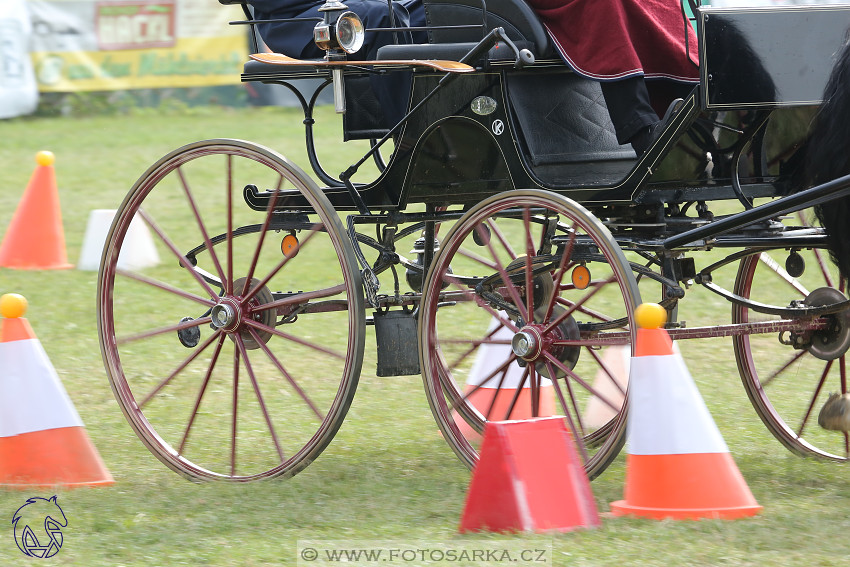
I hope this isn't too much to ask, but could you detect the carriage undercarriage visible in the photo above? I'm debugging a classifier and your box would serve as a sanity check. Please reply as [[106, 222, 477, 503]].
[[97, 2, 850, 481]]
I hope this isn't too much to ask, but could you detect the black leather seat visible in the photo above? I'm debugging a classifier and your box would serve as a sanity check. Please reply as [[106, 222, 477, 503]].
[[377, 0, 553, 62]]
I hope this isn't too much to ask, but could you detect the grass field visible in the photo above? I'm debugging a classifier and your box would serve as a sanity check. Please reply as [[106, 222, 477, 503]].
[[1, 104, 850, 566]]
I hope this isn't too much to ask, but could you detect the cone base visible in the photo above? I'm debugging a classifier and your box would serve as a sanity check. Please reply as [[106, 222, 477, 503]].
[[0, 263, 74, 270], [0, 426, 114, 488], [610, 453, 761, 520], [609, 500, 762, 520]]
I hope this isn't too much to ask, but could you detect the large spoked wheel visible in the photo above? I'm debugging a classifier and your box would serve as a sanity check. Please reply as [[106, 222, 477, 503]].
[[733, 243, 850, 460], [418, 190, 641, 479], [97, 139, 365, 481]]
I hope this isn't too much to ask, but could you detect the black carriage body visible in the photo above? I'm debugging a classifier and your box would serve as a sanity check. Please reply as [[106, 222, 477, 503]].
[[239, 2, 850, 218]]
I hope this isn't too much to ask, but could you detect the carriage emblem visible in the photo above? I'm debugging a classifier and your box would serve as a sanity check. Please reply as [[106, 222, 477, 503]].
[[491, 119, 505, 136], [12, 496, 68, 558]]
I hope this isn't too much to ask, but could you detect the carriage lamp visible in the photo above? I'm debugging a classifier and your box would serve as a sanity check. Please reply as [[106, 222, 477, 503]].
[[335, 12, 365, 54], [313, 9, 365, 55], [313, 3, 365, 114]]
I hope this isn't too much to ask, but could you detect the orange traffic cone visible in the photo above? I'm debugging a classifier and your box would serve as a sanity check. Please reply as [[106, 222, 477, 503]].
[[454, 321, 555, 440], [0, 151, 72, 270], [0, 294, 113, 488], [459, 417, 599, 533], [610, 303, 761, 520]]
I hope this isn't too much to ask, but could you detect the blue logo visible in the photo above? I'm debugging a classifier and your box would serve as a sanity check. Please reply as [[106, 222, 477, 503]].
[[12, 496, 67, 558]]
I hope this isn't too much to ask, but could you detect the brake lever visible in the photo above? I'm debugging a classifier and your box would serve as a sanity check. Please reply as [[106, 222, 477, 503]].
[[492, 28, 535, 69], [457, 27, 535, 70]]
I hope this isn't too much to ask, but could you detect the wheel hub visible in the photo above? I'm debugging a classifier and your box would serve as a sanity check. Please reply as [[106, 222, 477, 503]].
[[209, 277, 276, 350], [510, 306, 581, 370], [804, 287, 850, 361], [511, 327, 544, 361], [210, 298, 241, 332]]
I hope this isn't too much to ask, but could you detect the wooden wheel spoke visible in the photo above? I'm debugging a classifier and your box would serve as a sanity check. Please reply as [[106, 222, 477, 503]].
[[583, 346, 627, 396], [543, 352, 621, 412], [235, 333, 286, 462], [242, 189, 282, 295], [481, 366, 510, 421], [542, 222, 578, 323], [522, 208, 535, 323], [760, 348, 807, 388], [757, 252, 810, 297], [440, 272, 520, 333], [546, 361, 589, 462], [118, 316, 213, 346], [252, 283, 347, 313], [544, 274, 617, 333], [480, 220, 529, 322], [116, 268, 216, 308], [451, 354, 519, 410], [529, 364, 540, 417], [457, 247, 498, 270], [177, 165, 227, 287], [485, 218, 517, 260], [138, 209, 220, 300], [139, 330, 222, 408], [178, 334, 227, 455], [251, 328, 325, 421], [444, 336, 511, 349], [445, 333, 512, 371], [226, 155, 234, 295], [241, 222, 324, 304], [555, 295, 615, 323], [502, 366, 529, 421], [231, 347, 240, 476], [797, 360, 833, 437], [244, 318, 345, 360]]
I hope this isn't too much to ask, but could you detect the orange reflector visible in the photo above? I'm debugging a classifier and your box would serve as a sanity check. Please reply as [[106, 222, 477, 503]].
[[281, 233, 299, 258], [571, 265, 590, 289]]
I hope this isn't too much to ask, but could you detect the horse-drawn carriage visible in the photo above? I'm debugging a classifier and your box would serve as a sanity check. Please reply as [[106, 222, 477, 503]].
[[97, 0, 850, 481]]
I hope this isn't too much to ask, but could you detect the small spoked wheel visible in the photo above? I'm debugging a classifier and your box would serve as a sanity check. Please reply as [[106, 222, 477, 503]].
[[733, 243, 850, 460], [418, 190, 640, 479], [97, 139, 365, 481]]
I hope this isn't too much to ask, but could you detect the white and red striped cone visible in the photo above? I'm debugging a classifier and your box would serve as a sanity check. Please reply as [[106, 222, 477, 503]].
[[454, 321, 555, 440], [610, 303, 761, 520], [0, 294, 113, 488]]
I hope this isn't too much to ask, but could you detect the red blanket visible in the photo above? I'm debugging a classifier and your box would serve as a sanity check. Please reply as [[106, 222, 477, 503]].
[[526, 0, 699, 82]]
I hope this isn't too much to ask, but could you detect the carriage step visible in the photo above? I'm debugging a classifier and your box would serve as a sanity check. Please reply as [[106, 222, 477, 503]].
[[818, 393, 850, 432]]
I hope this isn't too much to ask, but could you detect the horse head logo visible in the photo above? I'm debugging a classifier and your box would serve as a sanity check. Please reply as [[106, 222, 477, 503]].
[[12, 496, 68, 558]]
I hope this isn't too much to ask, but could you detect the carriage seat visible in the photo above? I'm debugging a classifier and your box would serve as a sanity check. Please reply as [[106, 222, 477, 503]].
[[376, 0, 555, 63]]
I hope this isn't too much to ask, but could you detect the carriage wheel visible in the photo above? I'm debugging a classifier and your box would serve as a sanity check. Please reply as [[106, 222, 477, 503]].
[[97, 139, 365, 481], [733, 243, 850, 460], [418, 190, 640, 479]]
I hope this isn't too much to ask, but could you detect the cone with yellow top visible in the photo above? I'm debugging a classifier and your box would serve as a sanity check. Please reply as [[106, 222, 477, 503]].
[[0, 293, 113, 488], [610, 303, 761, 520], [0, 151, 72, 270]]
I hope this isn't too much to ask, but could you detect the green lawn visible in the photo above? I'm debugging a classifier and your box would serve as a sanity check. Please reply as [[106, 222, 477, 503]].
[[1, 105, 849, 566]]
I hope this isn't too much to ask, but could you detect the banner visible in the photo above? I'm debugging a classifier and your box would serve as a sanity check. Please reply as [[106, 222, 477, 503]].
[[28, 0, 248, 92]]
